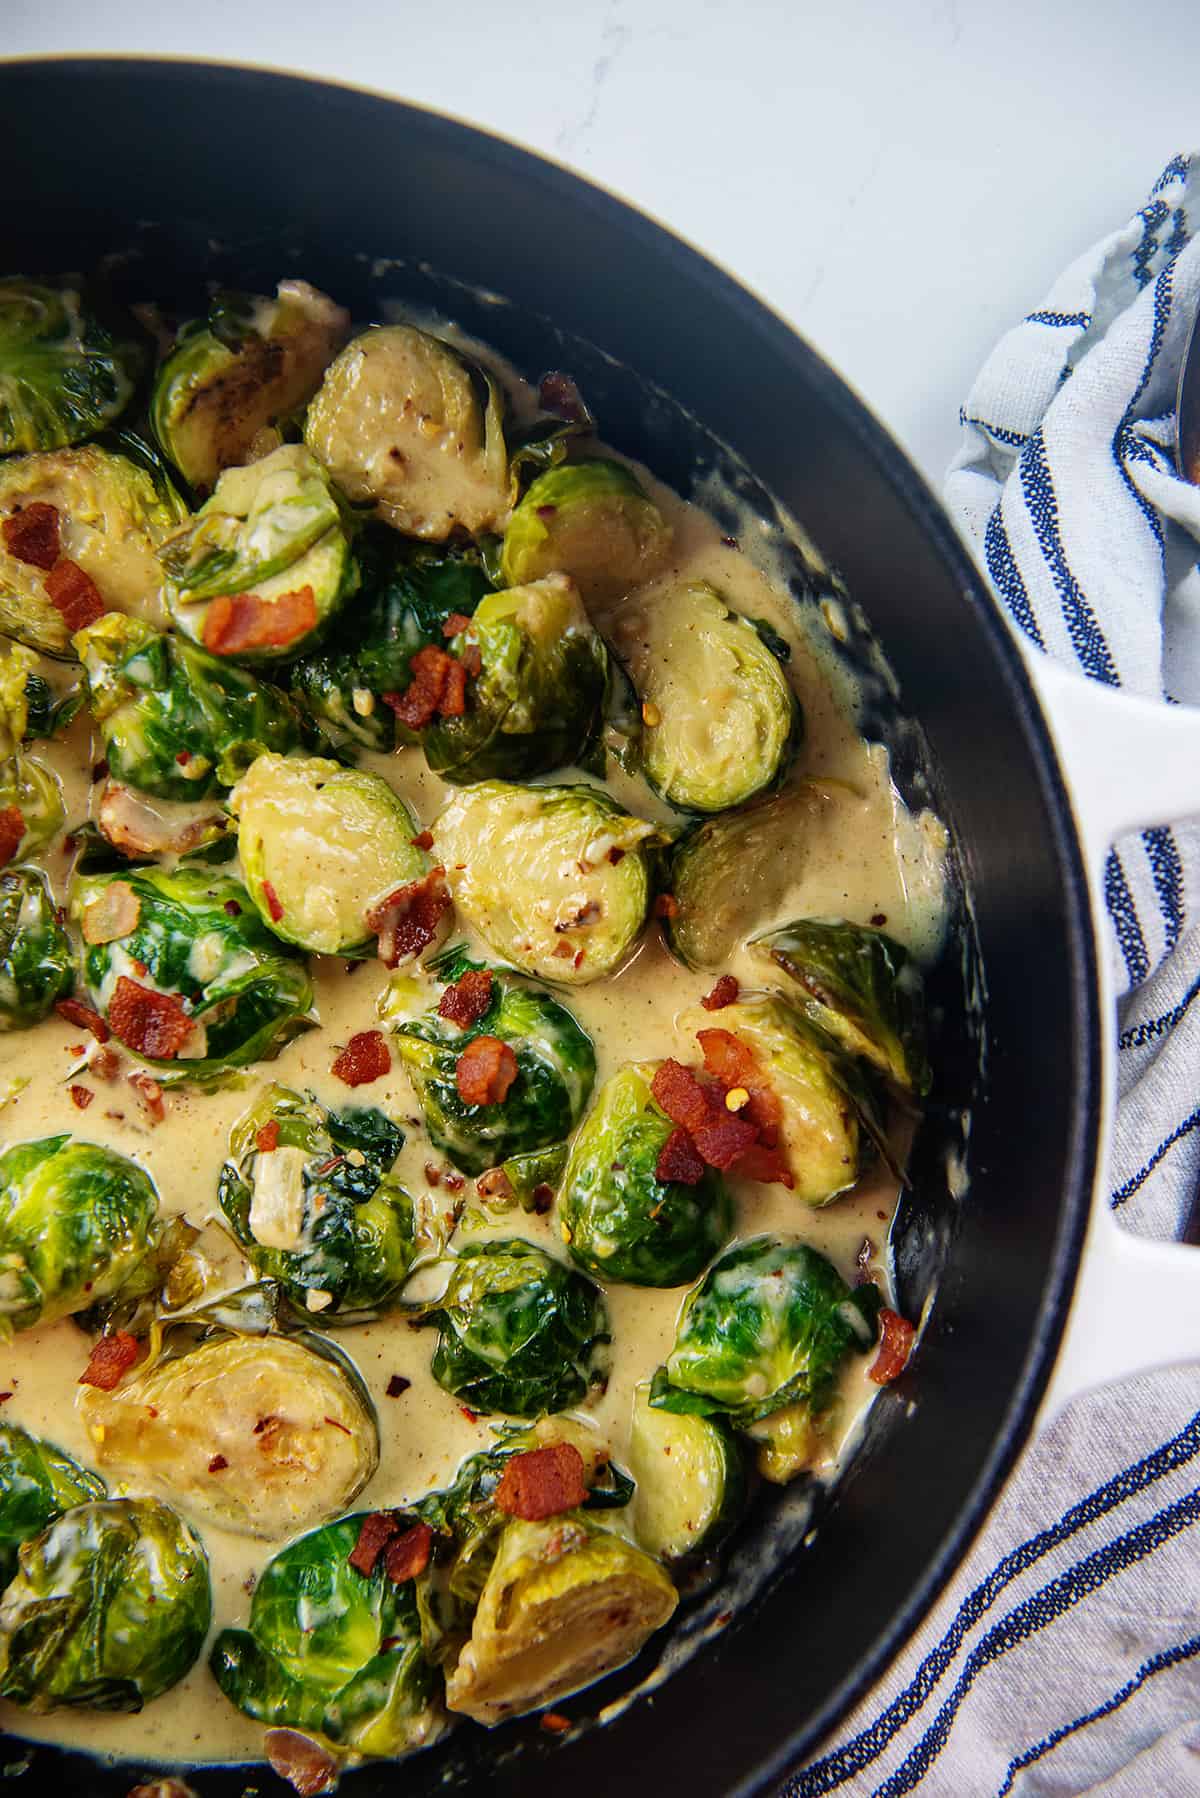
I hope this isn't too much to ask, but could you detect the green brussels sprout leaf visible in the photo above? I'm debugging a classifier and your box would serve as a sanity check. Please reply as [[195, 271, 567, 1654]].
[[0, 1423, 106, 1586], [0, 868, 74, 1030], [0, 280, 143, 457]]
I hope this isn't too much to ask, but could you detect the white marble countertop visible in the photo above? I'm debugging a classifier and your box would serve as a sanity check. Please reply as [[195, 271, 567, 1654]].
[[7, 0, 1200, 484]]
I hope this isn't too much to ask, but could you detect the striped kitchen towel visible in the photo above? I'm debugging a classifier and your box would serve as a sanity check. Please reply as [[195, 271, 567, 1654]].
[[789, 155, 1200, 1795]]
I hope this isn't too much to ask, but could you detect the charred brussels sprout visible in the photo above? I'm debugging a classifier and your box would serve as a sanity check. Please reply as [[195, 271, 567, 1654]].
[[229, 751, 427, 956], [610, 580, 799, 813], [628, 1382, 744, 1561], [444, 1514, 676, 1724], [210, 1513, 441, 1757], [151, 281, 349, 493], [388, 966, 595, 1177], [559, 1063, 732, 1286], [75, 611, 304, 800], [80, 1331, 378, 1539], [163, 445, 359, 663], [218, 1085, 416, 1313], [0, 868, 73, 1029], [0, 1424, 106, 1585], [0, 1497, 210, 1711], [0, 443, 185, 655], [304, 324, 510, 539], [0, 1136, 161, 1333], [500, 460, 672, 605], [0, 280, 142, 455], [71, 865, 314, 1083], [414, 1239, 609, 1417], [422, 575, 609, 783], [433, 781, 663, 985], [751, 918, 930, 1095]]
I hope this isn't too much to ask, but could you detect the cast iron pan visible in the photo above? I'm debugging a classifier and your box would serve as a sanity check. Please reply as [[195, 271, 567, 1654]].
[[0, 57, 1100, 1797]]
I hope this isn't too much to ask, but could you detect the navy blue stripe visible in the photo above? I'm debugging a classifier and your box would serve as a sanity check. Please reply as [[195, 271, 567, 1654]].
[[1133, 198, 1170, 288], [786, 1409, 1200, 1795], [1141, 825, 1185, 954], [1104, 849, 1151, 987], [1020, 431, 1119, 684], [995, 1631, 1200, 1796], [1151, 153, 1190, 195], [1025, 308, 1091, 328], [1113, 262, 1174, 568], [1118, 969, 1200, 1050], [983, 506, 1045, 648], [961, 413, 1029, 448], [1111, 1104, 1200, 1207], [873, 1486, 1200, 1795]]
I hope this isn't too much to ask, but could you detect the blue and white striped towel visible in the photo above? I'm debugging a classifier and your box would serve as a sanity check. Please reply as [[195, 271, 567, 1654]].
[[789, 155, 1200, 1796]]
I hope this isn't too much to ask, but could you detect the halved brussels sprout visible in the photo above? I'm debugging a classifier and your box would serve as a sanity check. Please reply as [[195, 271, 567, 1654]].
[[500, 460, 672, 605], [444, 1514, 676, 1724], [75, 611, 304, 801], [151, 281, 350, 493], [72, 865, 315, 1084], [80, 1330, 378, 1539], [559, 1063, 732, 1286], [421, 575, 609, 784], [413, 1238, 609, 1417], [388, 964, 595, 1177], [164, 445, 359, 663], [751, 918, 930, 1095], [95, 781, 229, 861], [609, 580, 799, 813], [210, 1513, 441, 1758], [0, 1135, 161, 1333], [0, 749, 64, 861], [229, 751, 427, 956], [217, 1085, 416, 1313], [0, 868, 73, 1030], [304, 324, 510, 539], [0, 1497, 210, 1711], [0, 443, 186, 655], [0, 643, 41, 758], [628, 1381, 744, 1560], [0, 1423, 106, 1586], [433, 781, 663, 985], [0, 280, 142, 455]]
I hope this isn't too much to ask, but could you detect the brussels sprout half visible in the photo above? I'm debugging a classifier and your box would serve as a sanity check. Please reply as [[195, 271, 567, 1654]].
[[0, 443, 186, 656], [0, 1497, 211, 1711], [0, 280, 142, 456], [0, 752, 64, 866], [229, 751, 427, 956], [0, 867, 73, 1030], [305, 324, 510, 540], [210, 1512, 441, 1758], [433, 781, 663, 985], [500, 460, 673, 605], [751, 918, 930, 1095], [217, 1085, 416, 1314], [0, 643, 42, 759], [0, 1135, 162, 1334], [610, 580, 799, 814], [628, 1381, 744, 1561], [151, 281, 350, 493], [72, 865, 315, 1084], [0, 1423, 107, 1587], [559, 1063, 732, 1287]]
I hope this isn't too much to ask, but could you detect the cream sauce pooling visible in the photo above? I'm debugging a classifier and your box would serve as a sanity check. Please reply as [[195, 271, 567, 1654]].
[[0, 394, 946, 1768]]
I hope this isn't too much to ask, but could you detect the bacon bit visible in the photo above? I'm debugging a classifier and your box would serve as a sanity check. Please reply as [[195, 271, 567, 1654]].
[[223, 898, 242, 917], [651, 1059, 712, 1135], [697, 1026, 784, 1147], [175, 750, 190, 766], [2, 501, 60, 569], [438, 967, 493, 1027], [441, 612, 473, 637], [869, 1309, 916, 1385], [44, 558, 105, 630], [655, 1126, 706, 1186], [653, 1048, 792, 1186], [459, 1405, 478, 1423], [331, 1029, 390, 1087], [366, 867, 451, 968], [69, 1084, 94, 1110], [411, 829, 434, 851], [729, 1141, 793, 1186], [871, 912, 888, 927], [384, 1521, 433, 1584], [443, 1170, 465, 1192], [701, 974, 740, 1012], [261, 880, 285, 922], [441, 656, 468, 717], [108, 978, 192, 1059], [386, 1374, 411, 1398], [203, 585, 317, 656], [349, 1510, 400, 1576], [456, 1035, 518, 1107], [264, 1728, 339, 1798], [127, 1070, 166, 1123], [385, 644, 464, 729], [81, 879, 141, 946], [653, 893, 679, 919], [458, 641, 483, 678], [256, 1120, 280, 1154], [540, 1711, 573, 1735], [79, 1331, 140, 1390], [0, 805, 24, 869], [89, 1044, 121, 1081], [531, 1182, 555, 1214], [476, 1166, 512, 1201], [208, 1454, 228, 1473], [423, 1161, 441, 1187], [495, 1443, 588, 1521], [0, 1393, 11, 1404]]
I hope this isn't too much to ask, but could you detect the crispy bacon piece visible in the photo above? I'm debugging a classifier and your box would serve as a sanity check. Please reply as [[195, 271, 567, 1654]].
[[697, 1026, 784, 1146], [652, 1050, 792, 1186], [384, 1521, 433, 1585], [441, 612, 473, 637], [79, 1331, 140, 1390], [700, 974, 739, 1012], [868, 1309, 915, 1385], [108, 977, 193, 1060], [495, 1443, 588, 1521], [0, 805, 24, 869], [127, 1070, 166, 1123], [80, 879, 140, 945], [411, 829, 434, 851], [456, 1035, 518, 1107], [56, 997, 110, 1042], [655, 1126, 706, 1186], [366, 867, 450, 968], [203, 586, 317, 656], [348, 1510, 400, 1576], [261, 880, 285, 922], [264, 1729, 339, 1798], [439, 656, 468, 716], [729, 1141, 793, 1186], [44, 559, 105, 632], [331, 1029, 391, 1087], [256, 1120, 280, 1154], [69, 1084, 94, 1110], [651, 1059, 712, 1135], [384, 643, 473, 728], [691, 1107, 758, 1171], [438, 967, 493, 1027], [3, 501, 60, 569]]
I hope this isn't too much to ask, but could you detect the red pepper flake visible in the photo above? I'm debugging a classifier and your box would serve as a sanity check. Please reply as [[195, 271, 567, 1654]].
[[411, 829, 434, 851], [456, 1035, 518, 1107], [127, 1070, 166, 1123], [700, 974, 739, 1012], [175, 750, 190, 766], [459, 1405, 478, 1424], [331, 1029, 391, 1087], [0, 805, 25, 870], [540, 1712, 573, 1736], [531, 1182, 555, 1214], [441, 612, 473, 637], [261, 880, 284, 923], [256, 1120, 280, 1154], [203, 585, 317, 656], [208, 1454, 228, 1473], [349, 1510, 399, 1576], [2, 501, 60, 569], [495, 1443, 588, 1521], [386, 1374, 411, 1399], [655, 1125, 706, 1186], [264, 1728, 339, 1798], [69, 1084, 94, 1110], [44, 558, 105, 631], [653, 893, 680, 919], [366, 867, 451, 968], [223, 898, 242, 917], [323, 1415, 352, 1435], [108, 977, 193, 1059], [384, 1521, 433, 1585], [55, 998, 110, 1042], [79, 1331, 140, 1390], [868, 1309, 915, 1385], [438, 967, 493, 1027]]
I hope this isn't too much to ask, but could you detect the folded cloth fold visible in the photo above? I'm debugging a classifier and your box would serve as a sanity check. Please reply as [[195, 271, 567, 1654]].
[[790, 155, 1200, 1797]]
